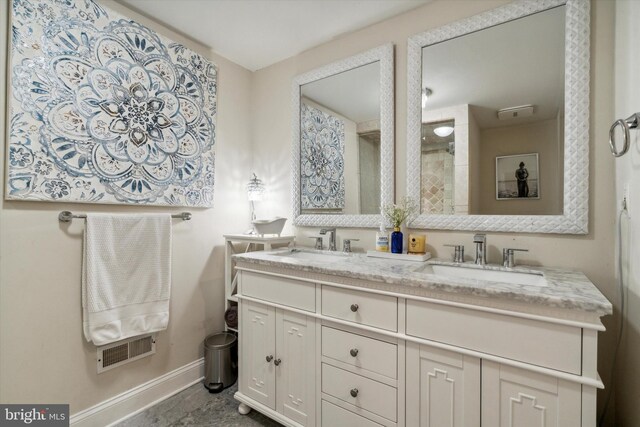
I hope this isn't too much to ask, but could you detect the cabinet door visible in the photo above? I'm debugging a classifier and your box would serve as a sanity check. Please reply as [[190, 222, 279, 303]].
[[406, 342, 480, 426], [240, 300, 276, 409], [481, 361, 581, 427], [276, 309, 316, 426]]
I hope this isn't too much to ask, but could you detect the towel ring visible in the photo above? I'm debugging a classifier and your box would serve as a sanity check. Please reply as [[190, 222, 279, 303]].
[[609, 113, 639, 157]]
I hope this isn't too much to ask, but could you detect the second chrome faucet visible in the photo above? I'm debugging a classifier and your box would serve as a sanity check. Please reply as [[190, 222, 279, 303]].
[[473, 234, 487, 265]]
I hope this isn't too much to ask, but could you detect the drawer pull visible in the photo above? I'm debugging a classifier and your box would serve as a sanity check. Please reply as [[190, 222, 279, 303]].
[[350, 348, 359, 357], [350, 388, 359, 398], [274, 358, 282, 366], [350, 304, 359, 312], [265, 355, 273, 363]]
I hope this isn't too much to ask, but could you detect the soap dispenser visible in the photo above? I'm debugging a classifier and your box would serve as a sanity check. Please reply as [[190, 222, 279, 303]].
[[376, 223, 389, 252]]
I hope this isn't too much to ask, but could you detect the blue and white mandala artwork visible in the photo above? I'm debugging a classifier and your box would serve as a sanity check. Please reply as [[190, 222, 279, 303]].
[[7, 0, 217, 206], [300, 103, 345, 210]]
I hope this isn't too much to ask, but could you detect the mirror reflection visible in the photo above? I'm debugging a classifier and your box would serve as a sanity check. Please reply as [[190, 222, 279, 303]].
[[300, 61, 381, 215], [420, 5, 565, 216]]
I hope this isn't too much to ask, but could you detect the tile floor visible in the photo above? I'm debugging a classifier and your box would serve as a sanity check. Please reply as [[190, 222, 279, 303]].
[[115, 383, 281, 426]]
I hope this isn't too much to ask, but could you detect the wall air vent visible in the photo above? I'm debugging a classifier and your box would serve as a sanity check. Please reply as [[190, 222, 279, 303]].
[[97, 334, 156, 373], [497, 105, 535, 120]]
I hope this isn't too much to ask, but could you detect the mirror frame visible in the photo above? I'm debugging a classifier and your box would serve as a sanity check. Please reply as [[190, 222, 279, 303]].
[[406, 0, 589, 234], [292, 44, 394, 228]]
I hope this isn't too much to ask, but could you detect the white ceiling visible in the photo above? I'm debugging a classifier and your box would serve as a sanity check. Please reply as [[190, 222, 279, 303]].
[[301, 61, 380, 123], [117, 0, 430, 71], [421, 5, 565, 129]]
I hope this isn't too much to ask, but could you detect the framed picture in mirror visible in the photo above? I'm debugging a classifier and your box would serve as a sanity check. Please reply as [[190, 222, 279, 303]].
[[496, 153, 540, 200]]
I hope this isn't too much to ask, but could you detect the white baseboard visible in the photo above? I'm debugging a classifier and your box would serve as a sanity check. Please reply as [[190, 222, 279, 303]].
[[70, 358, 204, 427]]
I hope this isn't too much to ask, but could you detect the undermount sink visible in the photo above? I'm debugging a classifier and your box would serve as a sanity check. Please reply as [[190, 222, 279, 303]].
[[273, 249, 349, 263], [422, 264, 547, 287]]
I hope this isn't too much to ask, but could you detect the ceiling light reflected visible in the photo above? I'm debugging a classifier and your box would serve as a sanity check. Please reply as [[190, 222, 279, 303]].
[[433, 126, 454, 137]]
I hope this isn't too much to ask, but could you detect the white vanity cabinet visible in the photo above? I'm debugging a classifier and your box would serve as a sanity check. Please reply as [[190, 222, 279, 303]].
[[240, 300, 276, 408], [406, 343, 480, 426], [234, 264, 607, 427], [481, 361, 581, 427], [404, 298, 586, 427], [240, 299, 316, 426]]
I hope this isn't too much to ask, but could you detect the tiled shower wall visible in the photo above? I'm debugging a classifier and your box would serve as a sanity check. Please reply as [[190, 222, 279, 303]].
[[421, 150, 454, 214]]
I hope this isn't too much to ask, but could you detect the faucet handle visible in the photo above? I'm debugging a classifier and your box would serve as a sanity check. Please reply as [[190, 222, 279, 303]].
[[342, 239, 360, 253], [502, 248, 528, 268], [444, 244, 465, 263], [308, 236, 323, 250]]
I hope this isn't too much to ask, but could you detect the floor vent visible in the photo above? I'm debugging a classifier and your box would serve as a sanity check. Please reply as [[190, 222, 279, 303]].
[[97, 334, 156, 373]]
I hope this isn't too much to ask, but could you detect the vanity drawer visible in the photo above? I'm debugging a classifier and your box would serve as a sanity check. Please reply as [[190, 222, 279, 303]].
[[405, 300, 582, 374], [322, 363, 397, 422], [321, 286, 397, 332], [241, 271, 315, 312], [321, 400, 383, 427], [322, 326, 397, 379]]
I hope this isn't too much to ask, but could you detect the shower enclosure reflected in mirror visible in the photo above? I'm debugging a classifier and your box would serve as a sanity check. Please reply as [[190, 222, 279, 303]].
[[292, 44, 394, 228]]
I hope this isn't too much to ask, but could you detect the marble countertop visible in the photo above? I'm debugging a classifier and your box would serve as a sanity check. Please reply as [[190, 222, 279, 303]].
[[233, 248, 612, 315]]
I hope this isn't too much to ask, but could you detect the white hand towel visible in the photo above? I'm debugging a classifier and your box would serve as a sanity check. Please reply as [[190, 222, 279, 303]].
[[82, 214, 172, 345]]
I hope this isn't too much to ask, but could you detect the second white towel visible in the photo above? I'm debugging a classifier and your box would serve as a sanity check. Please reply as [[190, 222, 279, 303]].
[[82, 213, 172, 346]]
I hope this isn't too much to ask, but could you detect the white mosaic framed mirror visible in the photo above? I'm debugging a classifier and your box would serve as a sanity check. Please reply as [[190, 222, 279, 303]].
[[406, 0, 590, 233], [292, 44, 394, 228]]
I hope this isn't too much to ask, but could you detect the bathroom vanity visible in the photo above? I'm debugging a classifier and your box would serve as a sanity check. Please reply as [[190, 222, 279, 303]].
[[232, 249, 611, 427]]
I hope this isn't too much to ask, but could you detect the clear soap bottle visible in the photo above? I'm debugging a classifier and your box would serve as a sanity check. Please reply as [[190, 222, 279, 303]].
[[376, 223, 389, 252]]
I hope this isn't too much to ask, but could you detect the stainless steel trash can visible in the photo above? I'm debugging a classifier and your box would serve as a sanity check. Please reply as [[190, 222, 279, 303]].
[[204, 332, 237, 393]]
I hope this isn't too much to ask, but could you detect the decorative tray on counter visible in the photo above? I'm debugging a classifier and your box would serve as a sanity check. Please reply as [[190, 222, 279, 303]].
[[366, 251, 431, 262]]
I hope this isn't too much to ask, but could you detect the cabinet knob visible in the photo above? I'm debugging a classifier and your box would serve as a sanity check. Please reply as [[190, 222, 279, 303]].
[[350, 348, 359, 357], [274, 358, 282, 366], [265, 355, 273, 363], [350, 388, 359, 398], [350, 304, 359, 312]]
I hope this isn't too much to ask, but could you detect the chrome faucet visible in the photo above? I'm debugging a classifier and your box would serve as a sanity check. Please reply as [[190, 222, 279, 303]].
[[320, 228, 337, 251], [473, 234, 487, 265]]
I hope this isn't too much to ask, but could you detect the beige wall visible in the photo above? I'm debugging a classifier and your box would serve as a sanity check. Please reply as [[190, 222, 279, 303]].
[[0, 0, 253, 414], [252, 0, 618, 422], [613, 0, 640, 425], [477, 118, 563, 215]]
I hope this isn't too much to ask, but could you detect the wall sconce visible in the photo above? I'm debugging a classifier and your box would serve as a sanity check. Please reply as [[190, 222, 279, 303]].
[[247, 173, 265, 222]]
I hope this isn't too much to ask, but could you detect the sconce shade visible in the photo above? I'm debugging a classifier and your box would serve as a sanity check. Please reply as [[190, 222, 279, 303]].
[[421, 88, 432, 109], [247, 173, 265, 201]]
